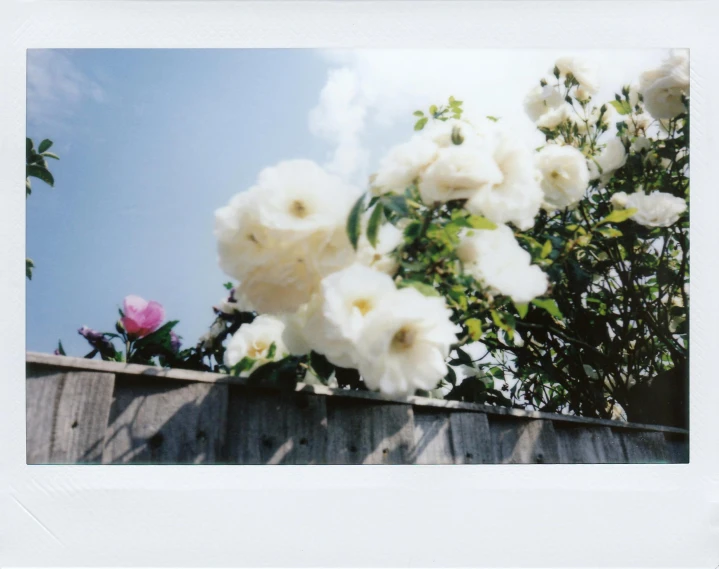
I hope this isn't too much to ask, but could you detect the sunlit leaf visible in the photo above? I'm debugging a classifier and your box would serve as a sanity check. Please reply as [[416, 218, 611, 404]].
[[346, 193, 366, 250]]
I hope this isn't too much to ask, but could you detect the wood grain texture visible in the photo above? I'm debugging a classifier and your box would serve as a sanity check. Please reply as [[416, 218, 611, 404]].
[[26, 356, 689, 465], [554, 425, 626, 463], [326, 399, 415, 464], [26, 364, 115, 464], [448, 411, 493, 464], [619, 430, 670, 463], [102, 374, 228, 464], [412, 408, 453, 464], [489, 417, 560, 464], [226, 387, 328, 465], [27, 352, 689, 435]]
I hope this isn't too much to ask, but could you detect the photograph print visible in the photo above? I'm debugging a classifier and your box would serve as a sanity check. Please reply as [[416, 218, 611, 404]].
[[25, 48, 689, 464]]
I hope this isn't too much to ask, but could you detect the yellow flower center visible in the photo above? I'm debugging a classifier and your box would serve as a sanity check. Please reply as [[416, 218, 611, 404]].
[[290, 200, 309, 218], [247, 341, 268, 358], [352, 298, 373, 316], [391, 325, 417, 352]]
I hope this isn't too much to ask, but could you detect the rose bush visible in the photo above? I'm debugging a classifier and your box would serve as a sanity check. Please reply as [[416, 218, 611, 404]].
[[60, 51, 689, 422]]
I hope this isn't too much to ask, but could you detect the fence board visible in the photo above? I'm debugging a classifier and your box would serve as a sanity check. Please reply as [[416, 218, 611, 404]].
[[326, 399, 415, 464], [102, 374, 228, 464], [449, 411, 493, 464], [619, 431, 670, 463], [663, 432, 689, 463], [489, 418, 560, 464], [553, 424, 626, 463], [412, 408, 453, 464], [226, 388, 328, 465], [26, 354, 689, 465], [26, 365, 115, 464]]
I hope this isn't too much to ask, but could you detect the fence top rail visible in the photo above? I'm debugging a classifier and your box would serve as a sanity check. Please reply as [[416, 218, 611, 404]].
[[26, 351, 688, 435]]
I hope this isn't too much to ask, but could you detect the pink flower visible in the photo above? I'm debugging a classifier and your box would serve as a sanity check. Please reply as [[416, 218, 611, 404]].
[[121, 295, 165, 339]]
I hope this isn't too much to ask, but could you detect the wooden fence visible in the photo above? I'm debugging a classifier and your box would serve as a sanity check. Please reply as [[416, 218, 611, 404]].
[[26, 352, 688, 464]]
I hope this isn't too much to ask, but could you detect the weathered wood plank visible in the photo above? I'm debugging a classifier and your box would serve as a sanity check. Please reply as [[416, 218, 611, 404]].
[[489, 417, 560, 464], [448, 411, 493, 464], [553, 424, 626, 463], [412, 408, 453, 464], [101, 374, 228, 464], [226, 387, 328, 465], [326, 399, 415, 464], [663, 432, 689, 463], [26, 364, 115, 464], [27, 352, 689, 435], [619, 430, 670, 463]]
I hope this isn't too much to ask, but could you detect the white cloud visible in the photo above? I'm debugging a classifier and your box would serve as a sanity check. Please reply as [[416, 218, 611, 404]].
[[27, 50, 105, 128], [308, 49, 669, 184]]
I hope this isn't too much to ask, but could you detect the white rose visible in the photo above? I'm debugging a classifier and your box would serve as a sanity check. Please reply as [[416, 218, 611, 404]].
[[589, 138, 627, 183], [465, 129, 543, 230], [216, 160, 360, 313], [537, 144, 590, 210], [418, 142, 503, 204], [420, 118, 482, 148], [610, 191, 629, 209], [536, 103, 572, 130], [356, 287, 460, 397], [356, 217, 404, 275], [639, 50, 689, 119], [555, 56, 600, 94], [631, 136, 651, 153], [625, 112, 653, 136], [606, 400, 628, 422], [457, 225, 548, 303], [372, 135, 439, 195], [622, 190, 687, 227], [524, 84, 565, 122], [224, 315, 288, 375], [304, 264, 397, 369], [254, 160, 359, 241]]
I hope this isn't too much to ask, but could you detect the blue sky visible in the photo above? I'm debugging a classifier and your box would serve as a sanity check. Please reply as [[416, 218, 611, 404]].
[[26, 48, 667, 356]]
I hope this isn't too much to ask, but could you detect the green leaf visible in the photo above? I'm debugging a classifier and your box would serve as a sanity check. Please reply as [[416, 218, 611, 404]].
[[598, 226, 623, 238], [609, 99, 632, 115], [26, 165, 54, 187], [531, 298, 564, 319], [231, 357, 256, 376], [598, 207, 637, 225], [38, 139, 53, 153], [403, 220, 422, 240], [132, 320, 179, 353], [486, 115, 499, 122], [514, 302, 529, 318], [429, 104, 438, 115], [381, 194, 409, 217], [413, 110, 424, 117], [346, 193, 366, 250], [398, 279, 440, 297], [26, 138, 34, 161], [266, 342, 277, 360], [444, 366, 457, 386], [540, 239, 552, 259], [414, 117, 428, 131], [26, 179, 31, 196], [466, 318, 483, 341], [310, 351, 335, 381], [26, 258, 34, 280], [56, 340, 66, 356], [366, 204, 384, 248], [467, 215, 497, 230], [223, 281, 234, 290], [41, 152, 59, 160]]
